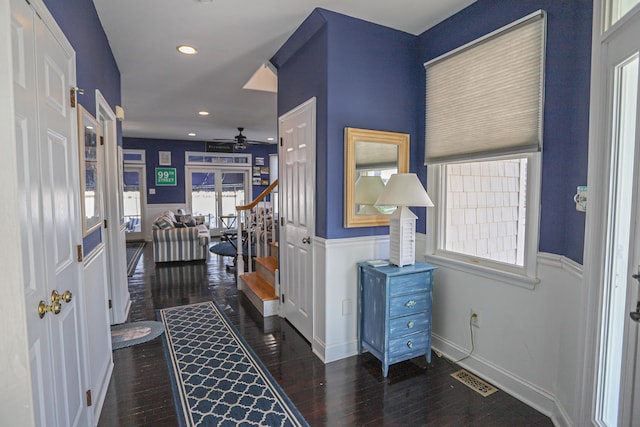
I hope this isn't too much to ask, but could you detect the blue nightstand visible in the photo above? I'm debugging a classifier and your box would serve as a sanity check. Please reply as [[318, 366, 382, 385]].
[[357, 261, 437, 377]]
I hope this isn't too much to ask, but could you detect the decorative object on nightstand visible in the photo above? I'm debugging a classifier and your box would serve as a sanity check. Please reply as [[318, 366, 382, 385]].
[[354, 175, 385, 215], [375, 173, 434, 266], [358, 261, 437, 377]]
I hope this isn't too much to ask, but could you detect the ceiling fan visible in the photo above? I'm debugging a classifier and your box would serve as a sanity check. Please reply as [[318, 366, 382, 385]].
[[208, 127, 271, 151]]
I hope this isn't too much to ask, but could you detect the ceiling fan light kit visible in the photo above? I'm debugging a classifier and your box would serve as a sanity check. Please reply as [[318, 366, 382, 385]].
[[207, 127, 274, 151]]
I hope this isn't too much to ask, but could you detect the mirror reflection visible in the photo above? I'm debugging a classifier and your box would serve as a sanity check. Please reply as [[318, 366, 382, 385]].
[[354, 141, 398, 215], [344, 128, 409, 228]]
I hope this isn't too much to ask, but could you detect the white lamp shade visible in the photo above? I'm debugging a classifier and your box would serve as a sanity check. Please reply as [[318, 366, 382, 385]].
[[354, 175, 385, 205], [375, 173, 434, 207]]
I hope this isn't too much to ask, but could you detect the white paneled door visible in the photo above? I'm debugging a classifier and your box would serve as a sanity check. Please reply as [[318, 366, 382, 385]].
[[279, 98, 316, 342], [12, 0, 89, 425]]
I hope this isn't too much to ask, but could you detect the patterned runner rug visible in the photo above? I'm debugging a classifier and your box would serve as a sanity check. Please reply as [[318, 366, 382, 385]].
[[159, 301, 308, 427], [126, 241, 146, 276]]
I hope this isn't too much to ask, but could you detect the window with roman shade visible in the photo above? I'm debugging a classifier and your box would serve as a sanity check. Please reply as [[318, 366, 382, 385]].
[[424, 11, 546, 165]]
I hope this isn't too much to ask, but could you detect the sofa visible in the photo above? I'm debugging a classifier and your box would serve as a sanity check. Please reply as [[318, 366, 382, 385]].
[[151, 210, 210, 262]]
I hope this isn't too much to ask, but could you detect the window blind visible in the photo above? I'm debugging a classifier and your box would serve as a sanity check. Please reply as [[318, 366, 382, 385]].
[[424, 11, 546, 165]]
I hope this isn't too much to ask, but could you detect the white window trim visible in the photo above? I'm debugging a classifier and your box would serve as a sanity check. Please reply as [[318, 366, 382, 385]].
[[425, 152, 542, 289], [123, 149, 145, 164], [184, 151, 251, 167]]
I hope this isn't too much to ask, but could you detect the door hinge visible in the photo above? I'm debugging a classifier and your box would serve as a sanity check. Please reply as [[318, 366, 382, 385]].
[[70, 87, 84, 108], [104, 219, 108, 229], [70, 88, 76, 108], [280, 137, 283, 147], [86, 390, 92, 407], [77, 245, 83, 262], [108, 299, 112, 309], [100, 135, 104, 146], [280, 217, 284, 227], [281, 294, 285, 303]]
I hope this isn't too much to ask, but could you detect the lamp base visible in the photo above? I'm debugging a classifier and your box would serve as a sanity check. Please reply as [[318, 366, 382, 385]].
[[388, 206, 417, 267]]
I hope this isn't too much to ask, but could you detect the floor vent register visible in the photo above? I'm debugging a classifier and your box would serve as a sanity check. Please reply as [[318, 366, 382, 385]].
[[451, 369, 499, 397]]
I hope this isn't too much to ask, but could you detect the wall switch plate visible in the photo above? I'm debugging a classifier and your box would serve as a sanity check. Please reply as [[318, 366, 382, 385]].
[[149, 188, 156, 195], [574, 186, 587, 212]]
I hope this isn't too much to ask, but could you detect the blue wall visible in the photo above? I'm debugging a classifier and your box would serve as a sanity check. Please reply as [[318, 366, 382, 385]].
[[417, 0, 592, 263], [273, 9, 420, 239], [123, 138, 277, 205], [43, 0, 122, 256], [273, 1, 592, 263]]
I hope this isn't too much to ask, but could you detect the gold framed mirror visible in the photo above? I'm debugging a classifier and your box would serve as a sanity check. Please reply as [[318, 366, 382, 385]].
[[344, 128, 409, 227]]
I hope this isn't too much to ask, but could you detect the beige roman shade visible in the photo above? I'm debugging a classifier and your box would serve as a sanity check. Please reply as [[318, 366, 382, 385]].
[[424, 11, 546, 165]]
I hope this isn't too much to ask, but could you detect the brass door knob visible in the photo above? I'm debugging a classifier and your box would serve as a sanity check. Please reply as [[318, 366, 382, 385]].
[[302, 237, 311, 244], [38, 300, 62, 319], [52, 290, 73, 304]]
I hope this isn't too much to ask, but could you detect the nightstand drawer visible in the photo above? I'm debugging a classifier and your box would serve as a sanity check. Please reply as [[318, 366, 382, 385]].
[[389, 314, 430, 338], [389, 292, 429, 318], [389, 272, 433, 296], [388, 333, 428, 359]]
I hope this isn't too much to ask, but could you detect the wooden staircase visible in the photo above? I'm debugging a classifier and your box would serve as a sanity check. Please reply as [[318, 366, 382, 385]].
[[234, 181, 280, 317], [239, 242, 279, 316]]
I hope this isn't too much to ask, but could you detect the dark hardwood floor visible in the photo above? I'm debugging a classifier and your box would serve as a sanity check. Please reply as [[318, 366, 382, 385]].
[[98, 245, 553, 426]]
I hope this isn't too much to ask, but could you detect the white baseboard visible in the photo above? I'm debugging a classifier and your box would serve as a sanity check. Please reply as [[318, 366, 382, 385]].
[[432, 333, 572, 427]]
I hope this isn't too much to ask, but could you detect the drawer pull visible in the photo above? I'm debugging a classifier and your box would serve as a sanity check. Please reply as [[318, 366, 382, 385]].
[[405, 300, 417, 308], [407, 321, 415, 329], [407, 341, 413, 349]]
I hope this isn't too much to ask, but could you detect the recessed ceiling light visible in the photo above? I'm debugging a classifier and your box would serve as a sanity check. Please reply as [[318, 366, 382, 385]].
[[188, 132, 196, 137], [198, 111, 209, 116], [177, 45, 198, 55], [267, 137, 275, 141]]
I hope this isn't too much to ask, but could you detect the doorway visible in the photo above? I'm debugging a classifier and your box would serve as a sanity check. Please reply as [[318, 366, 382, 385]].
[[186, 167, 250, 236], [123, 165, 146, 241], [585, 3, 640, 426], [278, 98, 316, 342]]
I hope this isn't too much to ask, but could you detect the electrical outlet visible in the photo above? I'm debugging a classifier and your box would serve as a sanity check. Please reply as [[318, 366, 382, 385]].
[[470, 309, 480, 328]]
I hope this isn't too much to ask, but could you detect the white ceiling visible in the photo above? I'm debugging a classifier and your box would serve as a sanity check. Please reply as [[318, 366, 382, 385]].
[[92, 0, 474, 144]]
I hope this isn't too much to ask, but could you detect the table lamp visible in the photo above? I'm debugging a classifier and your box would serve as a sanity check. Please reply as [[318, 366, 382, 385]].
[[375, 173, 434, 266], [354, 175, 385, 215]]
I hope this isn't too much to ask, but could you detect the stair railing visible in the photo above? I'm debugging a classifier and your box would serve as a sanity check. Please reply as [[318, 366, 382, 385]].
[[234, 179, 278, 280]]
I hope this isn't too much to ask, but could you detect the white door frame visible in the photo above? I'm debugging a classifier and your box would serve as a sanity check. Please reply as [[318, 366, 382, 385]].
[[96, 90, 130, 324], [580, 1, 640, 425]]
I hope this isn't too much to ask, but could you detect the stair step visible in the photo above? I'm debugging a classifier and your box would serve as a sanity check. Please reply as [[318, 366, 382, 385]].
[[255, 256, 278, 274], [239, 272, 278, 301]]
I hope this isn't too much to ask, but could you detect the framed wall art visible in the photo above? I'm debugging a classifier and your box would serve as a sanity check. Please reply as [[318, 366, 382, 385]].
[[78, 105, 102, 236], [159, 151, 172, 165]]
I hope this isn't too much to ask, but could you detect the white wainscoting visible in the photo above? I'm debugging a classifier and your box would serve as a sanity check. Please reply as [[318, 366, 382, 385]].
[[143, 203, 186, 241], [82, 244, 113, 424], [418, 232, 582, 427], [315, 233, 582, 427], [313, 235, 390, 363]]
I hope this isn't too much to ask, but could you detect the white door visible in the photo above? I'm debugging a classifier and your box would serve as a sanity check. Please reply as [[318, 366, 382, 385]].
[[12, 0, 89, 425], [279, 98, 315, 342], [595, 8, 640, 427]]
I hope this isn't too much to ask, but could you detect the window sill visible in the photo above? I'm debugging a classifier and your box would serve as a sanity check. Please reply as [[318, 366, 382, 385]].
[[423, 253, 540, 290]]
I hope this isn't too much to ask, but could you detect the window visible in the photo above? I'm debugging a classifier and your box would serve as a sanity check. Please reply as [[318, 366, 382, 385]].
[[424, 12, 545, 286], [605, 0, 640, 30]]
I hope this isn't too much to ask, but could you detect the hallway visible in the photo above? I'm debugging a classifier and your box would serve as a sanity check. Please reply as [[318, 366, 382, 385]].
[[98, 246, 552, 426]]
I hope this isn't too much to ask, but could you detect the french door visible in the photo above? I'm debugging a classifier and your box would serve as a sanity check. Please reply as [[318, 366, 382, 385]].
[[123, 165, 146, 241], [186, 167, 250, 236]]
